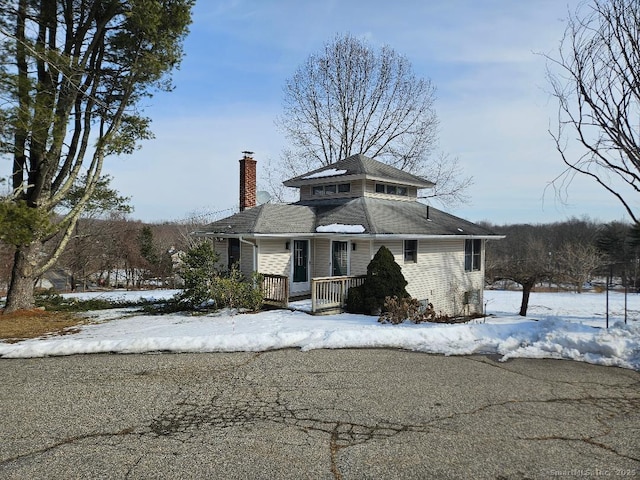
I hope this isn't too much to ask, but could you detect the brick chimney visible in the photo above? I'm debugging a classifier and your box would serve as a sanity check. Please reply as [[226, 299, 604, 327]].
[[239, 151, 257, 212]]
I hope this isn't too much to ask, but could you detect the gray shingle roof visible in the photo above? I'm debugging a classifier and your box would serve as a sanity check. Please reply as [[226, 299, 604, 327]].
[[198, 197, 497, 237], [199, 204, 316, 235], [283, 153, 434, 189]]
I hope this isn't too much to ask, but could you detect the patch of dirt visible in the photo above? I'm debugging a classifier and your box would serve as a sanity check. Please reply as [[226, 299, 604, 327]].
[[0, 309, 87, 343]]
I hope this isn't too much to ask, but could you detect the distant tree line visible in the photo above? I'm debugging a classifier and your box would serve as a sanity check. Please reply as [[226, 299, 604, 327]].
[[0, 216, 197, 294], [1, 175, 206, 295], [3, 211, 639, 319], [484, 217, 640, 315]]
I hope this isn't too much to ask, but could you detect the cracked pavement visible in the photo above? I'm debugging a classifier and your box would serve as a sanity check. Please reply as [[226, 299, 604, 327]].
[[0, 349, 638, 479]]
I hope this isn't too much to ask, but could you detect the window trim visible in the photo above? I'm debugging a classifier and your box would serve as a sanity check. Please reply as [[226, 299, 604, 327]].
[[404, 239, 418, 264], [331, 240, 350, 276], [312, 183, 351, 195], [464, 239, 482, 272], [375, 182, 408, 196]]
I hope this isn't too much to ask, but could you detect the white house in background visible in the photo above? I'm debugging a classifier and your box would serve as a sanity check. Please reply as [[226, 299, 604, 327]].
[[196, 153, 502, 315]]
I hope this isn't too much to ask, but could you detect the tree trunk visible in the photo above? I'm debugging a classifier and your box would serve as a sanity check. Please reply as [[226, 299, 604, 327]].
[[4, 242, 42, 313], [519, 282, 534, 317]]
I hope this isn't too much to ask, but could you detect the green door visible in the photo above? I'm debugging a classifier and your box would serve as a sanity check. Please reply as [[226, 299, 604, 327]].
[[292, 240, 309, 289]]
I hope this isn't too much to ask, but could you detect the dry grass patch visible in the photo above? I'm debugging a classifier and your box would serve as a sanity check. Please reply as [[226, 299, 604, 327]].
[[0, 309, 87, 343]]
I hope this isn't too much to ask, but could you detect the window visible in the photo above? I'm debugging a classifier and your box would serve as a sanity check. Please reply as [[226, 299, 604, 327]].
[[332, 241, 349, 276], [404, 240, 418, 263], [312, 183, 351, 195], [375, 183, 408, 196], [228, 238, 240, 269], [464, 239, 482, 272]]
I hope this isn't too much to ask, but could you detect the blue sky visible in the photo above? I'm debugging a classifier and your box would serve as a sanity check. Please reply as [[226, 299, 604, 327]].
[[96, 1, 634, 224]]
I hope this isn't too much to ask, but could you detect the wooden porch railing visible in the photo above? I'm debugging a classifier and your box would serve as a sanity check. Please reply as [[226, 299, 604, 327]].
[[262, 274, 289, 308], [311, 275, 366, 314]]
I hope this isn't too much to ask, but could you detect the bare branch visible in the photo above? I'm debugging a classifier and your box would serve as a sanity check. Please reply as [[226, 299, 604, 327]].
[[546, 0, 640, 223]]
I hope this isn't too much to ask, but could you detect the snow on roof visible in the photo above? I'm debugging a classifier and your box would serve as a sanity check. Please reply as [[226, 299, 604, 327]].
[[303, 168, 348, 179], [316, 223, 365, 233]]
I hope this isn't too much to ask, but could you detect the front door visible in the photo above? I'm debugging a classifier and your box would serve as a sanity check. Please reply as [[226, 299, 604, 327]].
[[331, 241, 349, 276], [291, 239, 309, 294]]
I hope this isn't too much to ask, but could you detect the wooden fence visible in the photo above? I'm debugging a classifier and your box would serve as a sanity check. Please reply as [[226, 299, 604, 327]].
[[311, 275, 366, 314], [262, 274, 289, 308]]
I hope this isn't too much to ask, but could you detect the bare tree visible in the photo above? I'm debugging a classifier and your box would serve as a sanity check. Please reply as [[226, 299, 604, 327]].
[[277, 33, 471, 206], [486, 225, 553, 316], [555, 242, 603, 292], [547, 0, 640, 223]]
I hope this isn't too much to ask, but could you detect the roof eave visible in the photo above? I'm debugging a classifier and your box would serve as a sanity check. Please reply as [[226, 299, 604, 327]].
[[196, 232, 504, 240], [283, 173, 434, 189]]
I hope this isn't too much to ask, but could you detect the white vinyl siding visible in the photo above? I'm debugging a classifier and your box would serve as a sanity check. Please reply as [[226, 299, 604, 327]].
[[370, 239, 484, 316], [300, 185, 311, 198], [212, 238, 228, 270], [401, 239, 484, 316], [257, 239, 291, 276], [314, 238, 332, 276], [239, 241, 255, 278], [349, 241, 370, 276]]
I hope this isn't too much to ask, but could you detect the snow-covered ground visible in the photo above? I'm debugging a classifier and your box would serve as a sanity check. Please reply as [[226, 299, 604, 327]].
[[1, 289, 638, 370]]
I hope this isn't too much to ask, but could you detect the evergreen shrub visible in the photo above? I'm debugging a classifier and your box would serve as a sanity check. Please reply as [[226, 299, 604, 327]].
[[345, 245, 409, 314], [178, 241, 219, 308], [211, 269, 264, 311]]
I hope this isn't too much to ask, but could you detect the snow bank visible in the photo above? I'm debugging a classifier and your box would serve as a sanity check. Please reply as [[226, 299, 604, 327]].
[[1, 290, 638, 370]]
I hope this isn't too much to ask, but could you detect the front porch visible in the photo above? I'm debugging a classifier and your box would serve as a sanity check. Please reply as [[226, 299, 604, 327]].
[[262, 274, 366, 315]]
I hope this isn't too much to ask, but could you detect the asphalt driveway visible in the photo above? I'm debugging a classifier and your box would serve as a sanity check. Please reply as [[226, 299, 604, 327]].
[[1, 349, 638, 479]]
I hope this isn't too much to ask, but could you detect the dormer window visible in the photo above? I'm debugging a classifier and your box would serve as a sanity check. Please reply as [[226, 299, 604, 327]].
[[313, 183, 351, 195], [375, 183, 408, 196]]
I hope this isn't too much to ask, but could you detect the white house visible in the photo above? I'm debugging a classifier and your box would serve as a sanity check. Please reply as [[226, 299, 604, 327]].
[[196, 153, 502, 315]]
